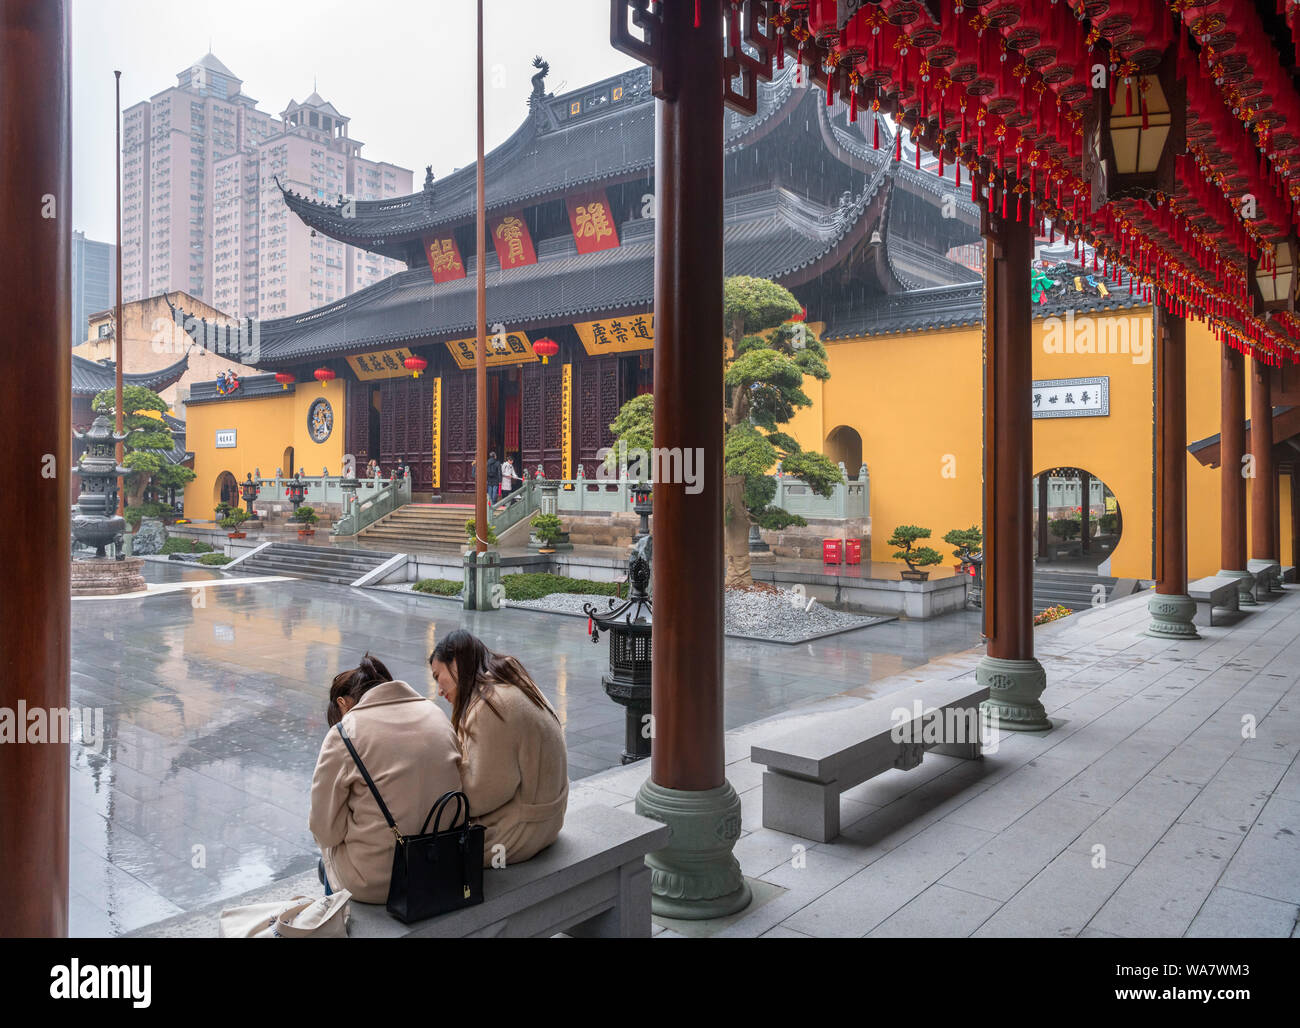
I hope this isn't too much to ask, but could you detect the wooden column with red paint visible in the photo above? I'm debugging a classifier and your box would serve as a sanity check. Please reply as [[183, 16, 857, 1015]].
[[0, 0, 71, 936]]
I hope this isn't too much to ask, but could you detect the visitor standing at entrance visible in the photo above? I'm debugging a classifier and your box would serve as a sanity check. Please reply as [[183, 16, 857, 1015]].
[[429, 631, 567, 869], [500, 456, 515, 495], [487, 451, 501, 501]]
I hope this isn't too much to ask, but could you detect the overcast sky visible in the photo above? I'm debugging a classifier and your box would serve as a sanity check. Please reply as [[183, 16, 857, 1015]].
[[72, 0, 640, 242]]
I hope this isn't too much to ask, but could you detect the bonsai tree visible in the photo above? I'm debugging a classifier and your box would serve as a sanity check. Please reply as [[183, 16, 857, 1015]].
[[294, 505, 318, 528], [464, 518, 499, 546], [888, 525, 943, 575], [92, 384, 195, 506], [215, 501, 233, 522], [220, 508, 250, 531], [607, 276, 842, 589], [530, 513, 564, 551], [1097, 512, 1119, 535], [943, 525, 983, 562]]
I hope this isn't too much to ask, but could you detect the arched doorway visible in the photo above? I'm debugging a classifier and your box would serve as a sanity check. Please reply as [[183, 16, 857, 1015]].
[[283, 446, 295, 478], [825, 425, 863, 477], [1033, 466, 1123, 574], [214, 471, 239, 513]]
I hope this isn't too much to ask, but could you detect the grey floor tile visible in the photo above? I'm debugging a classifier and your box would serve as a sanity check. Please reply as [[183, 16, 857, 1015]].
[[1184, 886, 1299, 938]]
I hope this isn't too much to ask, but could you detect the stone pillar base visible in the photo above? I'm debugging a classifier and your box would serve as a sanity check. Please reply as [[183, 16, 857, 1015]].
[[70, 557, 146, 596], [977, 655, 1050, 732], [635, 779, 751, 920], [1217, 568, 1256, 607], [1146, 592, 1199, 639], [462, 550, 501, 611]]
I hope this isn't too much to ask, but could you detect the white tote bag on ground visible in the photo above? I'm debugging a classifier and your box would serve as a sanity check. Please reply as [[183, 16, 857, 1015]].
[[219, 891, 352, 938]]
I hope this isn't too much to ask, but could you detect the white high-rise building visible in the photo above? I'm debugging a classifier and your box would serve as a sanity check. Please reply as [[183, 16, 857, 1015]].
[[122, 54, 411, 320]]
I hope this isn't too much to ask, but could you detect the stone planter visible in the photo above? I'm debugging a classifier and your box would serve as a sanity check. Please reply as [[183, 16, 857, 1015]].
[[900, 570, 930, 582], [227, 532, 246, 540]]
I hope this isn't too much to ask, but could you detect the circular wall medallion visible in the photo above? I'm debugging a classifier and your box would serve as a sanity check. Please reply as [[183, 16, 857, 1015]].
[[308, 397, 334, 444]]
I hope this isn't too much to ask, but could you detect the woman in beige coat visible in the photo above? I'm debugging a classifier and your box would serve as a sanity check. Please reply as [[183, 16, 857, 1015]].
[[429, 631, 568, 868], [309, 653, 462, 903]]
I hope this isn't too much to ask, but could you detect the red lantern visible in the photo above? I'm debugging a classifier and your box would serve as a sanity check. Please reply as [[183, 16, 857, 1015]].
[[404, 355, 428, 379], [313, 367, 336, 387], [532, 337, 559, 364], [275, 372, 295, 391]]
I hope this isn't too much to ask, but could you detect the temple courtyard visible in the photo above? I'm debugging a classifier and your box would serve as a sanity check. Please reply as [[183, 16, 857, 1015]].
[[68, 563, 1300, 938]]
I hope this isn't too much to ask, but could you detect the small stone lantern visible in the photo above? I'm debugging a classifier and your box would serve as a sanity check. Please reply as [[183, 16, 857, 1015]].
[[586, 538, 653, 764]]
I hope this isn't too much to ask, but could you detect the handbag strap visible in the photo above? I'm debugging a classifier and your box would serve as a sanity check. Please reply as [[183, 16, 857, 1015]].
[[336, 722, 403, 843], [420, 790, 469, 836]]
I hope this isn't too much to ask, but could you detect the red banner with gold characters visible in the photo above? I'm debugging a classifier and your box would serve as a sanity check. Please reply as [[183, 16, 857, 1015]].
[[423, 235, 466, 283], [566, 189, 620, 254], [490, 213, 538, 270]]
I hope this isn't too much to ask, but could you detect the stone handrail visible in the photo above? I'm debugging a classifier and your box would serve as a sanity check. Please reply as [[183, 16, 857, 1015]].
[[330, 475, 413, 536]]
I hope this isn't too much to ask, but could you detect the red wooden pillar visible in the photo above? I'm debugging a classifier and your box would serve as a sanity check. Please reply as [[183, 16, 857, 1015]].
[[978, 200, 1049, 729], [633, 0, 749, 919], [1147, 305, 1197, 637], [0, 0, 71, 936], [1249, 358, 1277, 564], [1218, 345, 1253, 604]]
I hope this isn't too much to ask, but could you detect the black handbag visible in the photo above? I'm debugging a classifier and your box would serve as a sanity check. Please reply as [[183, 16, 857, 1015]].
[[336, 723, 484, 924]]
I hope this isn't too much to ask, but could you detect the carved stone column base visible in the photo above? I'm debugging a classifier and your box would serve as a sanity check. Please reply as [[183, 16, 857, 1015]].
[[1146, 592, 1199, 639], [635, 779, 751, 920], [977, 655, 1050, 732], [1217, 568, 1256, 607]]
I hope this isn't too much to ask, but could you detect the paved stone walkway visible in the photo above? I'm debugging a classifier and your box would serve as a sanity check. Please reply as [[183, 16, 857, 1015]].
[[570, 586, 1300, 937], [68, 562, 980, 936]]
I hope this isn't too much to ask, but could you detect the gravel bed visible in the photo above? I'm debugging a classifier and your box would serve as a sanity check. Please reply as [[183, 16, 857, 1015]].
[[510, 586, 890, 644]]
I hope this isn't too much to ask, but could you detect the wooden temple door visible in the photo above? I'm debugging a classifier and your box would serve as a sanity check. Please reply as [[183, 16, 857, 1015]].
[[441, 369, 477, 494], [345, 378, 372, 469], [575, 355, 623, 478], [520, 360, 566, 479], [378, 376, 434, 489]]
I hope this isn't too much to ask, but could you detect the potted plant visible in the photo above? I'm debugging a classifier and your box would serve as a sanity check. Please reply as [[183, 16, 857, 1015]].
[[464, 518, 498, 551], [214, 501, 233, 525], [943, 525, 983, 572], [294, 505, 318, 538], [220, 508, 250, 539], [530, 513, 564, 554], [888, 524, 943, 581]]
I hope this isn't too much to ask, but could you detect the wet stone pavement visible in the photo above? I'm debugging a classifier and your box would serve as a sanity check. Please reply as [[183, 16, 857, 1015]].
[[69, 562, 981, 936]]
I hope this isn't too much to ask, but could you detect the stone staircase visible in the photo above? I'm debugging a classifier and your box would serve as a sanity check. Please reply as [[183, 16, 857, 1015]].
[[234, 542, 398, 585], [357, 504, 472, 553], [1032, 569, 1118, 616]]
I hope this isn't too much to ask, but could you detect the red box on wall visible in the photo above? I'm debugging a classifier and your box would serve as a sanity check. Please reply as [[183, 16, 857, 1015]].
[[845, 539, 861, 565], [823, 539, 842, 565]]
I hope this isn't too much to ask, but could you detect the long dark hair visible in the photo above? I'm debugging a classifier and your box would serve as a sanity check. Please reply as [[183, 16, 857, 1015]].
[[430, 630, 558, 736], [326, 652, 394, 727]]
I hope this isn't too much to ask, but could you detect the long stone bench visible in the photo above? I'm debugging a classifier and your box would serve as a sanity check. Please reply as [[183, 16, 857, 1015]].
[[1282, 565, 1296, 585], [751, 679, 989, 842], [130, 804, 667, 939], [1187, 575, 1241, 627], [1248, 559, 1282, 599]]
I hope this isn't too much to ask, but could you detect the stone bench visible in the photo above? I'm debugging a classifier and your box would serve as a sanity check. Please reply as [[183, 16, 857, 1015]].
[[1283, 565, 1296, 585], [1188, 575, 1241, 627], [129, 804, 667, 939], [1247, 559, 1282, 599], [751, 679, 989, 843]]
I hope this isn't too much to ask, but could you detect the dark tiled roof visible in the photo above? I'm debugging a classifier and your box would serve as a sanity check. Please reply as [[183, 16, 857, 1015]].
[[280, 64, 804, 256], [188, 373, 295, 406], [70, 353, 190, 396], [240, 186, 882, 365]]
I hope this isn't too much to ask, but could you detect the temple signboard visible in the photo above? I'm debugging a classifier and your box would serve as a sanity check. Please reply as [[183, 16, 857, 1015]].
[[490, 214, 538, 269], [348, 348, 418, 381], [423, 235, 467, 283], [574, 313, 654, 355], [566, 189, 620, 254], [444, 331, 539, 371], [1031, 377, 1109, 419]]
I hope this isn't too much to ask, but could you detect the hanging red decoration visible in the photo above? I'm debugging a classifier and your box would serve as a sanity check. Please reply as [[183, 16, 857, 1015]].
[[532, 337, 559, 365], [274, 372, 295, 391], [404, 356, 428, 379], [314, 367, 336, 387]]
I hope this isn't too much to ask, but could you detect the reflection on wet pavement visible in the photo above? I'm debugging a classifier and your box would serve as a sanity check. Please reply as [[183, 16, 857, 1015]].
[[69, 561, 982, 935]]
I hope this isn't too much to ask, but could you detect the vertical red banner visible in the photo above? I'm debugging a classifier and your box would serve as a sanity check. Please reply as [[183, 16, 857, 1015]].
[[566, 189, 621, 254], [490, 213, 538, 269], [423, 235, 467, 283]]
